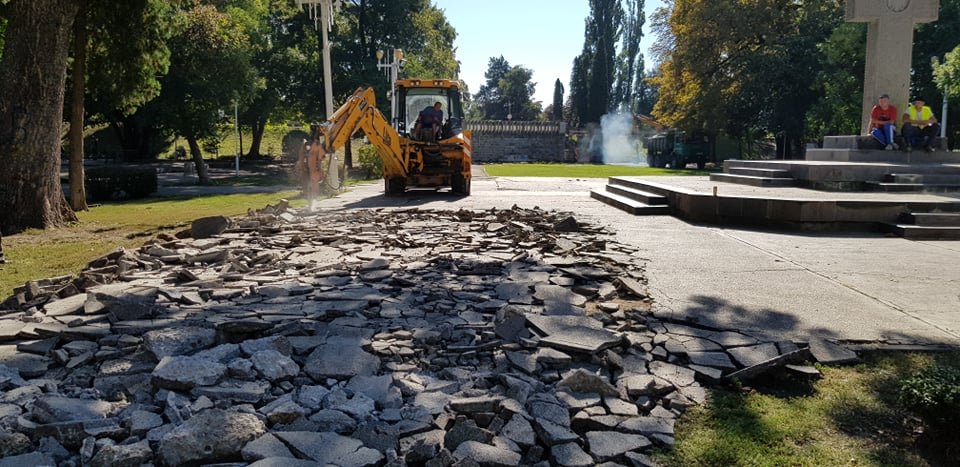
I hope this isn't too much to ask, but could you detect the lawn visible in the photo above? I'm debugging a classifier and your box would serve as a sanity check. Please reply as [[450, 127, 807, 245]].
[[483, 163, 711, 178], [1, 191, 303, 299], [657, 351, 960, 467]]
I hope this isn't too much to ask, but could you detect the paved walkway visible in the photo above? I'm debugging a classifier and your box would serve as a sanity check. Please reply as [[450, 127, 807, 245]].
[[315, 173, 960, 346]]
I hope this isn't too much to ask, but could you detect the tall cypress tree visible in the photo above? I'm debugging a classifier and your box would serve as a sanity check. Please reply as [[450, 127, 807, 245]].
[[615, 0, 644, 112], [552, 79, 564, 122], [570, 0, 623, 124]]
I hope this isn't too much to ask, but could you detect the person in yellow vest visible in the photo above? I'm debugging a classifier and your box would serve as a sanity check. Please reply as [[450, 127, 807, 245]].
[[901, 96, 940, 152]]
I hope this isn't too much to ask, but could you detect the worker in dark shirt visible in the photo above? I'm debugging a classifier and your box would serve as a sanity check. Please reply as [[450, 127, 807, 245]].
[[416, 102, 444, 141]]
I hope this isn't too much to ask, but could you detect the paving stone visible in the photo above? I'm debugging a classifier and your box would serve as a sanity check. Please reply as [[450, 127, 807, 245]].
[[143, 326, 216, 359], [532, 418, 580, 446], [274, 431, 383, 466], [534, 284, 588, 307], [241, 433, 295, 462], [618, 416, 675, 436], [0, 431, 31, 458], [620, 374, 675, 397], [648, 361, 696, 387], [551, 442, 594, 467], [152, 355, 227, 390], [32, 396, 113, 424], [191, 216, 231, 238], [499, 414, 535, 448], [686, 351, 737, 370], [346, 374, 394, 407], [444, 419, 493, 450], [452, 440, 522, 467], [129, 410, 163, 435], [604, 396, 639, 416], [308, 409, 357, 434], [158, 409, 266, 466], [809, 338, 860, 365], [556, 369, 618, 396], [250, 349, 299, 381], [304, 337, 379, 380], [191, 379, 270, 403], [42, 293, 87, 317], [450, 396, 504, 414], [0, 452, 55, 467], [89, 439, 152, 467], [727, 343, 780, 368], [586, 431, 652, 460]]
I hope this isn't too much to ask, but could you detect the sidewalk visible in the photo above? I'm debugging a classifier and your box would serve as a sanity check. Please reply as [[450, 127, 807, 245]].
[[317, 174, 960, 346]]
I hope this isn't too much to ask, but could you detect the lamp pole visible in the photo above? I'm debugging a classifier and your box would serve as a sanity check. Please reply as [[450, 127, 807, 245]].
[[296, 0, 341, 119], [377, 49, 404, 126], [234, 101, 241, 176]]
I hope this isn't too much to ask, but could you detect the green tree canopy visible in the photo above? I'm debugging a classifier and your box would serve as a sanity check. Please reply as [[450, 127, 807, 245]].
[[474, 56, 542, 120]]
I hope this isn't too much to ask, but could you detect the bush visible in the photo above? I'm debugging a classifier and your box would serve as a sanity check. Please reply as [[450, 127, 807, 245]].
[[86, 166, 158, 201], [356, 143, 383, 179], [899, 364, 960, 427]]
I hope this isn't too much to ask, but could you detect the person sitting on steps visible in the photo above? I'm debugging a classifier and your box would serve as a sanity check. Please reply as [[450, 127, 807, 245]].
[[414, 102, 443, 141], [902, 96, 940, 152], [869, 94, 898, 150]]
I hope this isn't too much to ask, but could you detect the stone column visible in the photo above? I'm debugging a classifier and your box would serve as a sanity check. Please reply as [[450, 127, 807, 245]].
[[846, 0, 939, 134]]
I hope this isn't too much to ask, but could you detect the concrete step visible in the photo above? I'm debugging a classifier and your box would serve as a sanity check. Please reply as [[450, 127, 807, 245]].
[[904, 212, 960, 227], [888, 173, 960, 184], [590, 189, 672, 216], [608, 177, 672, 197], [867, 182, 960, 193], [727, 167, 792, 178], [605, 183, 668, 205], [709, 173, 794, 187], [883, 224, 960, 240]]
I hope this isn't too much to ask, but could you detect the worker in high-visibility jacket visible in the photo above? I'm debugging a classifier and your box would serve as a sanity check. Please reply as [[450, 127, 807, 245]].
[[901, 96, 940, 152]]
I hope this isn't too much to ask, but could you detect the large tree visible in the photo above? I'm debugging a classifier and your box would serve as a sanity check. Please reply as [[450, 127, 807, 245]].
[[152, 3, 261, 184], [474, 56, 541, 120], [614, 0, 644, 112], [551, 79, 564, 122], [67, 0, 174, 210], [0, 0, 80, 234], [570, 0, 624, 124]]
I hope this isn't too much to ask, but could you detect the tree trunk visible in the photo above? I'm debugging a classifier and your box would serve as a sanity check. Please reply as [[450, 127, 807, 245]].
[[0, 0, 81, 235], [69, 0, 89, 211], [344, 137, 353, 169], [246, 115, 266, 158], [187, 135, 210, 185], [0, 232, 5, 264]]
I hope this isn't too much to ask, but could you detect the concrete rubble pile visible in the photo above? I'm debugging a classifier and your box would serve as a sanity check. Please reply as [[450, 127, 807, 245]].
[[0, 202, 852, 467]]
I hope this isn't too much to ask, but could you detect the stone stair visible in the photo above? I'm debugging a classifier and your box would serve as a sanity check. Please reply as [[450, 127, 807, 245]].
[[866, 172, 960, 193], [590, 177, 671, 215], [709, 165, 795, 187], [883, 211, 960, 240]]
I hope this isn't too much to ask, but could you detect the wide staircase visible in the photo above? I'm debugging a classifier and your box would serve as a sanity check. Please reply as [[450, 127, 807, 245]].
[[883, 210, 960, 240], [709, 164, 795, 187], [866, 172, 960, 192], [589, 177, 671, 215]]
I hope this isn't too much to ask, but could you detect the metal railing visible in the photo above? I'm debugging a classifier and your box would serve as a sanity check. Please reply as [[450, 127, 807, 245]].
[[465, 120, 566, 136]]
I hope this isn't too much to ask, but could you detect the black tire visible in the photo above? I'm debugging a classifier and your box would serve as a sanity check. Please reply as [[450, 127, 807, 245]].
[[452, 174, 471, 195], [696, 160, 707, 170], [385, 177, 405, 196], [673, 158, 685, 169]]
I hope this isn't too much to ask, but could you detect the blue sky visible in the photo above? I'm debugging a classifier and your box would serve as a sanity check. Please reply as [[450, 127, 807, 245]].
[[433, 0, 666, 107]]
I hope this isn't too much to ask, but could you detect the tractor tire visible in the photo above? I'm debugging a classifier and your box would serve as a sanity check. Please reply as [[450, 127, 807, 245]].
[[452, 174, 471, 195], [385, 177, 406, 196], [673, 158, 686, 169], [696, 160, 707, 170]]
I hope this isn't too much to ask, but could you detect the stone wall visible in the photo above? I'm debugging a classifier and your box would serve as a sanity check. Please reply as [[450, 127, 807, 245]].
[[466, 121, 573, 163]]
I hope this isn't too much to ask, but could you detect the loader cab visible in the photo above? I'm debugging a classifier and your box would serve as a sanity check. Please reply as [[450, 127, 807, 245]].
[[396, 80, 465, 141]]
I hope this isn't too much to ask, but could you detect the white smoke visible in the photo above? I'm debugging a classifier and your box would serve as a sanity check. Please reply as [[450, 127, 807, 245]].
[[600, 112, 643, 165]]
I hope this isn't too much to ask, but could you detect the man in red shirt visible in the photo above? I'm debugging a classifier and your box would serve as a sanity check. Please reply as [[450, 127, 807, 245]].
[[870, 94, 898, 150]]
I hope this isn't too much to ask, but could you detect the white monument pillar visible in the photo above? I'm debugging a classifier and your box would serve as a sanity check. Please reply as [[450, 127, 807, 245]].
[[846, 0, 939, 135]]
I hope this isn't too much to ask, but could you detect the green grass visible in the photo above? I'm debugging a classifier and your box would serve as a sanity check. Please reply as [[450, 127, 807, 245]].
[[483, 163, 710, 178], [658, 352, 960, 466], [1, 191, 303, 298]]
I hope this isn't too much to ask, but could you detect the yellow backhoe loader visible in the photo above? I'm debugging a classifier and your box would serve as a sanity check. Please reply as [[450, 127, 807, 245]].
[[296, 79, 472, 197]]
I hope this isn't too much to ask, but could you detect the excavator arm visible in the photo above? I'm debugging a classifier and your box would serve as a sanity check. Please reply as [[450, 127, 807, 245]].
[[298, 87, 407, 198], [634, 113, 666, 132]]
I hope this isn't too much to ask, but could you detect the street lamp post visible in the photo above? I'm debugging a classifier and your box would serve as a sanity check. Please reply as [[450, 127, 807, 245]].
[[377, 49, 405, 126], [296, 0, 341, 119]]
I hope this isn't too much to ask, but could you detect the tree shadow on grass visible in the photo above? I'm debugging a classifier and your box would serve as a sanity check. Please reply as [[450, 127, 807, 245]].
[[827, 350, 960, 467]]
